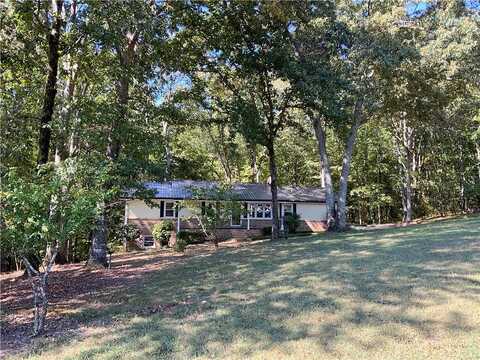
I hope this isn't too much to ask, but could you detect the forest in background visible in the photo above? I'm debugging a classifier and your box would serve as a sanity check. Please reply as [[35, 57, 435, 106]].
[[1, 0, 479, 275]]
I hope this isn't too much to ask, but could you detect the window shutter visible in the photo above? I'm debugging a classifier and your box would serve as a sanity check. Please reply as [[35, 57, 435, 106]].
[[160, 201, 164, 218], [293, 203, 297, 215], [201, 201, 206, 215], [279, 203, 283, 218]]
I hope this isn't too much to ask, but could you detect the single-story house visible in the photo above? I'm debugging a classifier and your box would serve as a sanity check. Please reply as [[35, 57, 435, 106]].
[[124, 180, 327, 248]]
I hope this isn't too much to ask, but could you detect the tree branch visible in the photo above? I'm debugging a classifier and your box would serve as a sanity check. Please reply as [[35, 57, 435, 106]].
[[22, 257, 40, 278]]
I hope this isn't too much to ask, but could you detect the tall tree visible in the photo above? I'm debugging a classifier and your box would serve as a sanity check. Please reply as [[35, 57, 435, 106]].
[[290, 0, 434, 229], [85, 1, 169, 266], [173, 1, 306, 239]]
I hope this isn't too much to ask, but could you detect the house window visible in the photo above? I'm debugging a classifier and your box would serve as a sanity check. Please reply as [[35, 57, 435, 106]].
[[143, 236, 155, 248], [164, 201, 175, 218], [283, 204, 293, 217], [248, 203, 272, 219], [264, 204, 272, 218], [256, 204, 264, 218]]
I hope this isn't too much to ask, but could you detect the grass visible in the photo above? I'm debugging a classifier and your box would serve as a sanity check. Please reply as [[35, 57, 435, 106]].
[[10, 216, 480, 360]]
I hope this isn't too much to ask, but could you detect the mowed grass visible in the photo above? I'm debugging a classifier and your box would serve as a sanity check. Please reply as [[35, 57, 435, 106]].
[[14, 216, 480, 360]]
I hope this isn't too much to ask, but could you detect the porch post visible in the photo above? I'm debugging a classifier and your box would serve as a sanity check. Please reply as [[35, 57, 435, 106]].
[[123, 201, 129, 252], [280, 203, 284, 231], [177, 210, 181, 232], [124, 201, 128, 226], [247, 204, 250, 230]]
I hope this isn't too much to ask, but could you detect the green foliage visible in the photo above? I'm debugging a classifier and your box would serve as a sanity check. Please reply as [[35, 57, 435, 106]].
[[152, 221, 174, 247], [285, 213, 301, 234], [111, 224, 141, 249], [0, 160, 103, 262], [1, 0, 479, 273], [176, 230, 205, 244], [181, 184, 242, 244], [176, 230, 189, 242], [173, 238, 188, 253]]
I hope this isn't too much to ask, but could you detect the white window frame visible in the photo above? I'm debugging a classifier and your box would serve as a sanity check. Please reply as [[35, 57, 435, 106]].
[[164, 201, 176, 218], [143, 235, 155, 248], [248, 202, 272, 219]]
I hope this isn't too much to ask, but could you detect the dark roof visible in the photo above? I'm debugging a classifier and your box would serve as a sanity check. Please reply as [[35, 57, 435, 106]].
[[131, 180, 325, 203]]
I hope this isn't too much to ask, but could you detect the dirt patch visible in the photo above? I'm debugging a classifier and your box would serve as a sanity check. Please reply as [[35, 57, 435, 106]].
[[0, 240, 247, 358]]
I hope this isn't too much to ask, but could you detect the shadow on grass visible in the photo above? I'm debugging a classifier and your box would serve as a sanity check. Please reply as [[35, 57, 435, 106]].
[[16, 216, 480, 359]]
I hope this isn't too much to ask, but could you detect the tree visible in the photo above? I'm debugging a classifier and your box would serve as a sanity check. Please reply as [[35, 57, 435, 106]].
[[85, 1, 169, 267], [1, 160, 101, 335], [181, 184, 241, 248], [173, 1, 309, 240], [379, 0, 480, 221]]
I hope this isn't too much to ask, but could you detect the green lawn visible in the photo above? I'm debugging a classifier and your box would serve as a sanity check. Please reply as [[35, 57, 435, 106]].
[[14, 216, 480, 360]]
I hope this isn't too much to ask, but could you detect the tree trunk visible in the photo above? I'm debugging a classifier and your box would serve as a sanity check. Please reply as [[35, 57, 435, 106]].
[[402, 170, 413, 223], [23, 247, 58, 336], [88, 32, 137, 267], [37, 0, 64, 165], [88, 209, 109, 268], [55, 60, 77, 164], [312, 116, 336, 230], [89, 75, 127, 265], [106, 76, 128, 161], [336, 100, 364, 231], [54, 1, 77, 164], [393, 116, 414, 224], [267, 142, 280, 241], [248, 142, 259, 183]]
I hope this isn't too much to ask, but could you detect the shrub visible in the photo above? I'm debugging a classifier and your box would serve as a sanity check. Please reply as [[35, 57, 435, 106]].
[[113, 224, 141, 247], [174, 238, 188, 252], [152, 220, 174, 247], [262, 226, 272, 236], [176, 230, 206, 244], [187, 231, 206, 244], [285, 213, 301, 233], [176, 230, 190, 242]]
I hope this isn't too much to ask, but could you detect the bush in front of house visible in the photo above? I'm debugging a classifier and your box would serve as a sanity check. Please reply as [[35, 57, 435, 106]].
[[176, 230, 189, 242], [285, 213, 301, 233], [152, 220, 174, 247], [176, 230, 206, 244], [173, 237, 188, 252], [110, 224, 141, 251]]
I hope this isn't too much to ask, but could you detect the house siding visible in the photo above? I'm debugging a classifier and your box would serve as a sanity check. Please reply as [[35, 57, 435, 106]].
[[296, 203, 327, 221], [127, 199, 160, 219]]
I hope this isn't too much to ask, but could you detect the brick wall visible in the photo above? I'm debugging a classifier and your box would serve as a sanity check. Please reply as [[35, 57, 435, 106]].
[[128, 218, 327, 241]]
